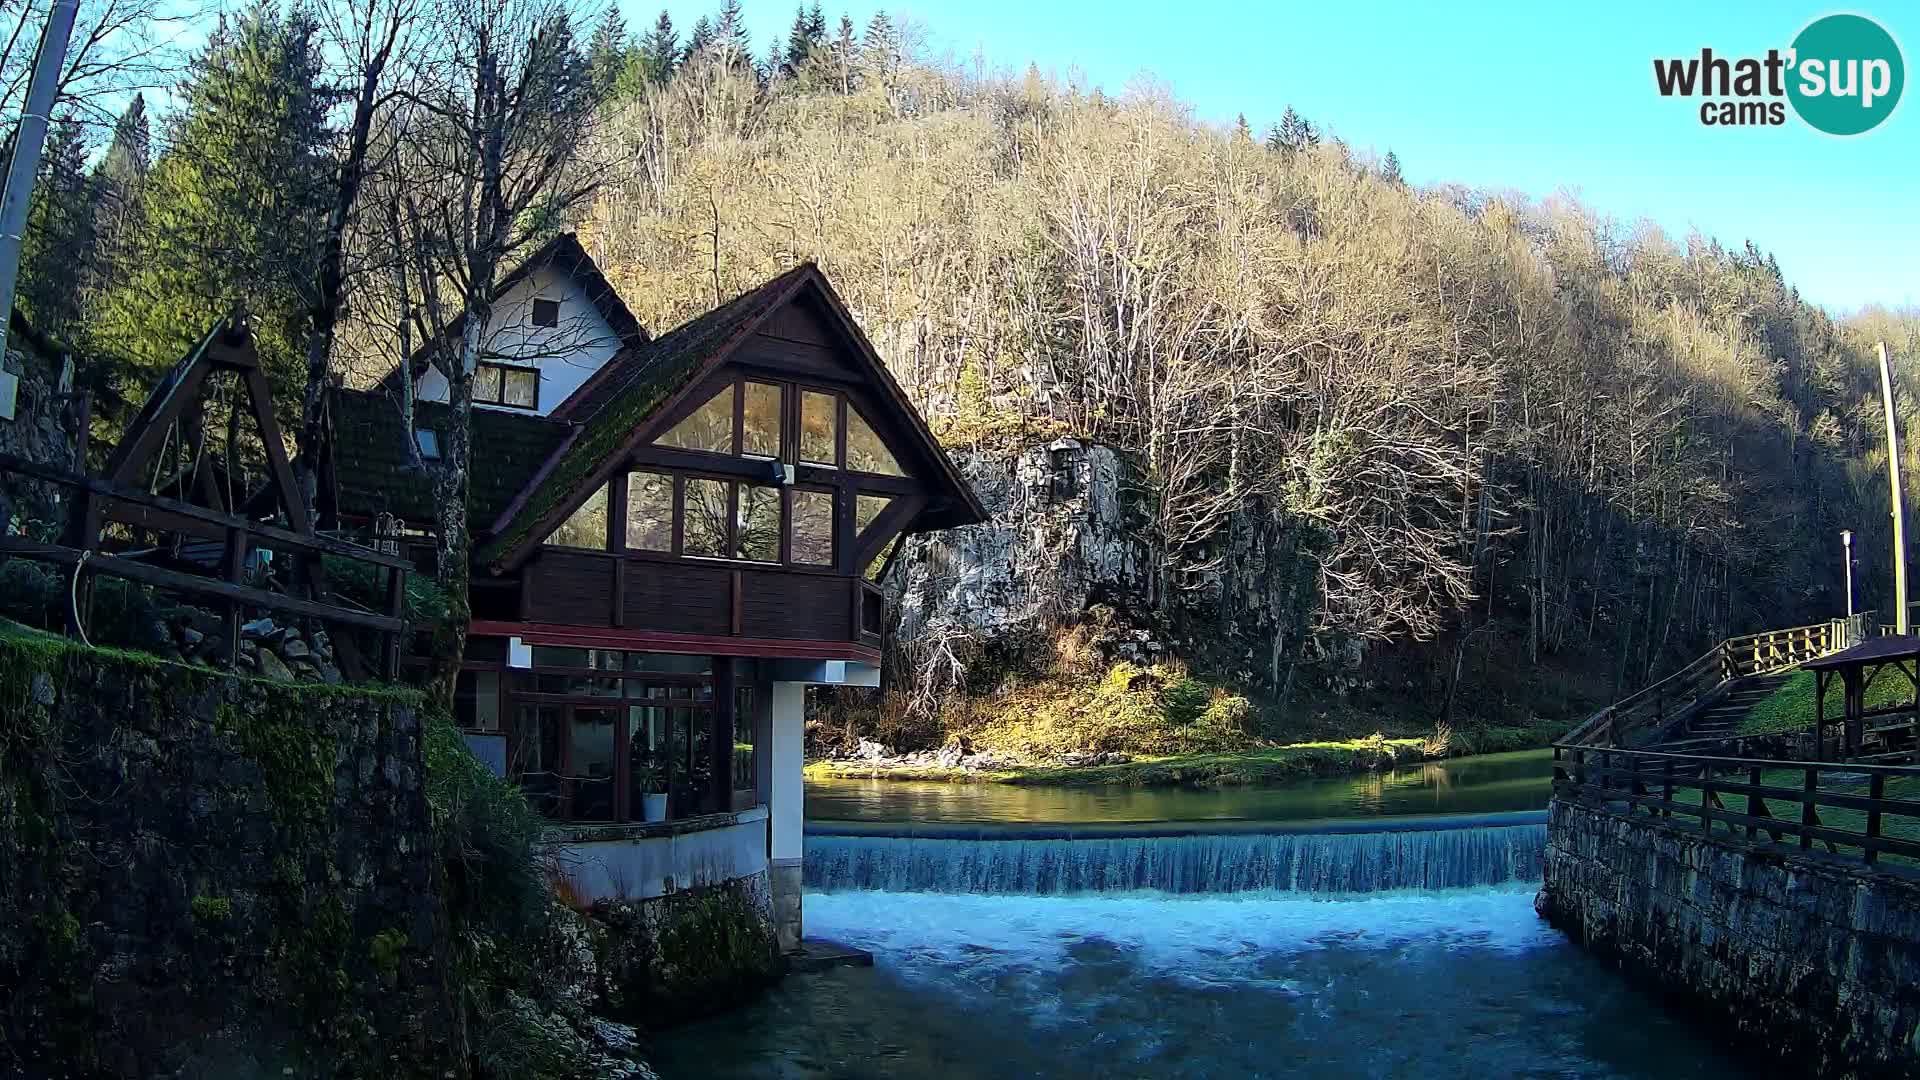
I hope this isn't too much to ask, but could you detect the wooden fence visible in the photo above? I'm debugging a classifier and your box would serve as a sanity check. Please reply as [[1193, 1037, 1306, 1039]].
[[1553, 744, 1920, 867], [0, 450, 408, 677], [1562, 618, 1860, 749]]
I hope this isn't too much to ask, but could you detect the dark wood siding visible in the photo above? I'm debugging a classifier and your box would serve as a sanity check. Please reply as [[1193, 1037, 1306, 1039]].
[[528, 551, 614, 626], [761, 298, 837, 345], [739, 569, 850, 640], [735, 335, 862, 383], [624, 560, 732, 635]]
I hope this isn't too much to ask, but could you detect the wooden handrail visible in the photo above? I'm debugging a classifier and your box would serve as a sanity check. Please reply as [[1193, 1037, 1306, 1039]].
[[1553, 743, 1920, 867], [1565, 618, 1853, 749]]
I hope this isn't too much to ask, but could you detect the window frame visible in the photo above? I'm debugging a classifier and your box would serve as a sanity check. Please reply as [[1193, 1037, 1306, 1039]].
[[474, 360, 541, 411], [530, 297, 561, 328]]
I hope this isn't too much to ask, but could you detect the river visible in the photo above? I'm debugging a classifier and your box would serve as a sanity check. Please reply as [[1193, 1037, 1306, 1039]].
[[649, 750, 1757, 1078], [803, 747, 1555, 824]]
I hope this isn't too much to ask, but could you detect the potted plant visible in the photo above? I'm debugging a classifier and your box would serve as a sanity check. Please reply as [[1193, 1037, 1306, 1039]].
[[633, 762, 668, 822]]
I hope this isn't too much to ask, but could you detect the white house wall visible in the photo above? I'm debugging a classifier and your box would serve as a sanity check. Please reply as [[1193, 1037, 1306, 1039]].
[[414, 266, 624, 417]]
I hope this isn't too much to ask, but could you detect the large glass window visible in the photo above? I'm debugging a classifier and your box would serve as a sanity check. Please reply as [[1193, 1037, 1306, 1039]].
[[625, 471, 673, 552], [736, 484, 781, 561], [846, 407, 904, 476], [659, 384, 735, 453], [742, 382, 782, 459], [683, 478, 731, 557], [800, 390, 838, 466], [547, 485, 609, 549], [855, 493, 893, 537], [791, 489, 835, 565]]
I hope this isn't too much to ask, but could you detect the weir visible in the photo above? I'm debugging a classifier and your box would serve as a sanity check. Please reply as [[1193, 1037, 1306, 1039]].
[[804, 811, 1545, 895]]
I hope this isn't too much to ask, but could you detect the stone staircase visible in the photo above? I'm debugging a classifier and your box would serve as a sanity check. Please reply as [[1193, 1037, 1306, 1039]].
[[1651, 671, 1797, 753]]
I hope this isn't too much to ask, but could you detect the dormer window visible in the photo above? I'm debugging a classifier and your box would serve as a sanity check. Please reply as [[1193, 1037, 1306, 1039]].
[[414, 428, 441, 461], [475, 362, 538, 410], [531, 298, 560, 328]]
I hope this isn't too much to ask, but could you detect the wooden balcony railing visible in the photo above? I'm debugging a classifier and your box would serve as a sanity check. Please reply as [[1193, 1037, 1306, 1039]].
[[1553, 744, 1920, 867], [1562, 618, 1860, 750]]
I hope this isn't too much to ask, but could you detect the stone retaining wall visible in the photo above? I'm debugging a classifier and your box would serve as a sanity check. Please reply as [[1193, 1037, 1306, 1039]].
[[0, 627, 458, 1078], [1541, 798, 1920, 1077]]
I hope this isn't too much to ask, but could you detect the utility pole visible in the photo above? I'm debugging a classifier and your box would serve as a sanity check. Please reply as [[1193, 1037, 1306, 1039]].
[[0, 0, 80, 379], [1842, 529, 1855, 617], [1878, 340, 1909, 635]]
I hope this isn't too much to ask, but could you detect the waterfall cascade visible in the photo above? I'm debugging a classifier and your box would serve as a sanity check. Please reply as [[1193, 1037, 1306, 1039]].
[[804, 812, 1546, 895]]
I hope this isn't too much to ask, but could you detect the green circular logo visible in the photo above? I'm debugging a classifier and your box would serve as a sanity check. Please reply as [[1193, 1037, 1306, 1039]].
[[1788, 13, 1905, 136]]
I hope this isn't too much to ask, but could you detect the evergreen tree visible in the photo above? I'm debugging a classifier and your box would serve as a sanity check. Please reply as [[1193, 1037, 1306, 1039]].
[[1276, 105, 1306, 152], [806, 2, 825, 41], [1380, 149, 1403, 185], [685, 15, 714, 62], [831, 13, 857, 92], [1232, 112, 1251, 143], [783, 3, 818, 75], [93, 2, 335, 400], [715, 0, 749, 59], [1263, 122, 1284, 152], [862, 9, 898, 81], [85, 94, 151, 313], [638, 10, 679, 83], [17, 119, 94, 335], [587, 7, 628, 97]]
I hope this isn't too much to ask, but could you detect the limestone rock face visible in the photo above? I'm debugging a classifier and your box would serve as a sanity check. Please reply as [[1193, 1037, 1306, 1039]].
[[0, 336, 79, 532], [890, 439, 1324, 694]]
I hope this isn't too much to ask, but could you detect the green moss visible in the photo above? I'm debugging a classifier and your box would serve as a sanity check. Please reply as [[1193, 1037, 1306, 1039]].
[[369, 929, 407, 979], [191, 896, 233, 923]]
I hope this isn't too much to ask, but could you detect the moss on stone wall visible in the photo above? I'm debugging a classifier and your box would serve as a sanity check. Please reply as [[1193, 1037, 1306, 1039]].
[[595, 876, 782, 1029], [0, 618, 455, 1079]]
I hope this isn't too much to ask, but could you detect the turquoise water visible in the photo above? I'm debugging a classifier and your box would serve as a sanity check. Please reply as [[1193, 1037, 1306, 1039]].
[[651, 887, 1751, 1079], [651, 752, 1753, 1078], [804, 748, 1554, 824]]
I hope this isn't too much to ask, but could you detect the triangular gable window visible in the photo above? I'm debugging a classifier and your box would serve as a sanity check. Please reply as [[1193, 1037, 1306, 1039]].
[[657, 384, 735, 453], [846, 406, 905, 477]]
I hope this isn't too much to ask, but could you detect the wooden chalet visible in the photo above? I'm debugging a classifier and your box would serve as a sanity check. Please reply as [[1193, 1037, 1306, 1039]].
[[326, 235, 984, 948]]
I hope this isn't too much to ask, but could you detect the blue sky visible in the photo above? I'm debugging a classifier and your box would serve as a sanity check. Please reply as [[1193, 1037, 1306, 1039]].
[[634, 0, 1917, 313]]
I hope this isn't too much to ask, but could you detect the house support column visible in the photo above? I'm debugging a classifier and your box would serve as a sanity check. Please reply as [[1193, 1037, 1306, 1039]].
[[768, 679, 806, 953]]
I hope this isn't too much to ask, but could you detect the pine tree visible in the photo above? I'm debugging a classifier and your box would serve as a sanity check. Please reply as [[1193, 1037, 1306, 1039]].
[[685, 15, 714, 62], [1380, 149, 1403, 185], [805, 2, 825, 41], [17, 119, 94, 335], [587, 7, 628, 97], [782, 3, 817, 75], [831, 13, 857, 92], [1276, 105, 1306, 152], [93, 3, 336, 399], [85, 94, 150, 309], [1264, 122, 1285, 152], [1232, 113, 1251, 143], [639, 10, 678, 83], [715, 0, 749, 61], [862, 9, 898, 82]]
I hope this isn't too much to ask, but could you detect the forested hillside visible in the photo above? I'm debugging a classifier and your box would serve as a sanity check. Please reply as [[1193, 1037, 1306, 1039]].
[[14, 0, 1920, 744]]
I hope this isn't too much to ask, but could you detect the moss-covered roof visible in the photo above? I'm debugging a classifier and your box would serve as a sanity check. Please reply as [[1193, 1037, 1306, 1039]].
[[329, 388, 572, 527], [476, 264, 816, 564]]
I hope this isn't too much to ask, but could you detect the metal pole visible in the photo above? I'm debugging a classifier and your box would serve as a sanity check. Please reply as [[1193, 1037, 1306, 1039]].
[[0, 0, 80, 372], [1843, 529, 1855, 617], [1879, 341, 1909, 636]]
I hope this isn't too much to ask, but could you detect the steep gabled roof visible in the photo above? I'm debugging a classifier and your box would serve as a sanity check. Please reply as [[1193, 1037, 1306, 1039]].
[[329, 387, 572, 525], [375, 231, 649, 393], [478, 263, 987, 569]]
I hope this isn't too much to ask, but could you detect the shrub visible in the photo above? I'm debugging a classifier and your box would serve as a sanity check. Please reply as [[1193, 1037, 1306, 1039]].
[[1162, 675, 1212, 726], [423, 715, 546, 943]]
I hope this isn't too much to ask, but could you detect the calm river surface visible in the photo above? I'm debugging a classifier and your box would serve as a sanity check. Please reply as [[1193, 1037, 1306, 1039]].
[[804, 748, 1554, 824]]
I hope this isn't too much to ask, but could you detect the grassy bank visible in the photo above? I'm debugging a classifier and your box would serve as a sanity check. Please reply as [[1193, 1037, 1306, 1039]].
[[1738, 668, 1916, 736], [806, 719, 1562, 788]]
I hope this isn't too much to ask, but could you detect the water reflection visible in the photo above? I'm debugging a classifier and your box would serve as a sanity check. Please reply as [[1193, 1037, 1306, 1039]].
[[806, 749, 1554, 825]]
